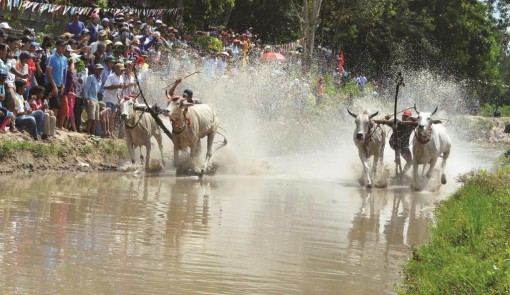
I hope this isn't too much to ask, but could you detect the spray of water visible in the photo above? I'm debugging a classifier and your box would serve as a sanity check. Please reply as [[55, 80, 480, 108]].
[[137, 59, 498, 189]]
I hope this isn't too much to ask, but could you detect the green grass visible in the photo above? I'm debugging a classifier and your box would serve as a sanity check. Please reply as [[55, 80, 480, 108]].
[[0, 139, 66, 159], [400, 167, 510, 294]]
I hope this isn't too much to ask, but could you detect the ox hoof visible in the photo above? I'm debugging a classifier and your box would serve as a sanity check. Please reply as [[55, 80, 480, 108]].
[[441, 174, 447, 184], [365, 184, 373, 189]]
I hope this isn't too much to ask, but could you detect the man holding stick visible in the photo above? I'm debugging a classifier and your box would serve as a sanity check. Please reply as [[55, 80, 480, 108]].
[[374, 110, 415, 176]]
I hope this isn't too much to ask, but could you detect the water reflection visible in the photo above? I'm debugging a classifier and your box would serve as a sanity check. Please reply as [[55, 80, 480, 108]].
[[0, 173, 440, 294]]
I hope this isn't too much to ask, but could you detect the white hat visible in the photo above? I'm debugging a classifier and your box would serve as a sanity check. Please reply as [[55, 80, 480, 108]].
[[155, 20, 162, 24], [0, 22, 12, 30]]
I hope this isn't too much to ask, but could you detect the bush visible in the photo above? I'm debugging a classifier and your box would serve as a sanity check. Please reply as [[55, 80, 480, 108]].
[[479, 103, 510, 117]]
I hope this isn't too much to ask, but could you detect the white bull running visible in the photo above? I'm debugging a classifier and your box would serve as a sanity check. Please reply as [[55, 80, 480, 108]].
[[348, 109, 386, 189], [166, 98, 220, 176], [120, 96, 165, 168], [412, 105, 451, 187]]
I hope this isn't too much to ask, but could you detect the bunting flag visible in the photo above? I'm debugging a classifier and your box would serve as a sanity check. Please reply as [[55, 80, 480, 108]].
[[13, 1, 181, 17]]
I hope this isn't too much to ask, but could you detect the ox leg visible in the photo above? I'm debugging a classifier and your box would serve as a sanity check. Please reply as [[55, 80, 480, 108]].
[[440, 149, 450, 184], [425, 158, 437, 179], [201, 133, 216, 177], [145, 143, 152, 168], [155, 132, 165, 167], [140, 147, 144, 165], [173, 147, 179, 167], [128, 145, 136, 165], [358, 150, 372, 189], [413, 161, 419, 185]]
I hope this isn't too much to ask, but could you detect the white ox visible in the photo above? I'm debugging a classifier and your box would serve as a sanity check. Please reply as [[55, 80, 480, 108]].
[[348, 109, 386, 189], [166, 97, 219, 176], [120, 96, 165, 168], [412, 105, 451, 186]]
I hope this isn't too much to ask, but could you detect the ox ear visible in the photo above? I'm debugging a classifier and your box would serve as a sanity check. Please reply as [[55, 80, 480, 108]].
[[369, 111, 379, 119], [431, 119, 442, 124], [413, 104, 420, 114], [347, 109, 357, 118], [431, 106, 438, 116]]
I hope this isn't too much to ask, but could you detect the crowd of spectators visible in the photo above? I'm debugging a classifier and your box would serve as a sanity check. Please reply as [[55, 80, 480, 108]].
[[0, 10, 365, 141]]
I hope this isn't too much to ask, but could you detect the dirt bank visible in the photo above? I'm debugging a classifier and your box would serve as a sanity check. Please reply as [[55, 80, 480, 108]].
[[0, 130, 128, 174], [452, 116, 510, 144]]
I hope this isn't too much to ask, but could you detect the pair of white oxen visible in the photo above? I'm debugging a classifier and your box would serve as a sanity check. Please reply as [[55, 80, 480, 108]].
[[118, 94, 220, 176], [348, 106, 451, 189]]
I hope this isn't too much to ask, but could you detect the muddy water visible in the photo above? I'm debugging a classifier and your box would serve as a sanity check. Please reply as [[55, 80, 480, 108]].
[[0, 144, 499, 294]]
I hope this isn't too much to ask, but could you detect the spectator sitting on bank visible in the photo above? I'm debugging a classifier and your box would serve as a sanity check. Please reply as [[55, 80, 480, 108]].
[[493, 106, 502, 118], [0, 70, 14, 133], [13, 80, 44, 140], [28, 85, 55, 139]]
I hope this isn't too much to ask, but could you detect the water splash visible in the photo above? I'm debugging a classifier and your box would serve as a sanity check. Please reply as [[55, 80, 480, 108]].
[[138, 61, 498, 187]]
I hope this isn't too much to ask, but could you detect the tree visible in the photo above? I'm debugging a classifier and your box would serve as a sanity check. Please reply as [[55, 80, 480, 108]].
[[290, 0, 323, 71]]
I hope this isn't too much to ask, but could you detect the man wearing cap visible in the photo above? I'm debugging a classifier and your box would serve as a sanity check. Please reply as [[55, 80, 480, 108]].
[[87, 13, 103, 44], [84, 63, 103, 134], [103, 62, 125, 136], [69, 12, 85, 40], [0, 29, 7, 43], [0, 23, 12, 33], [374, 110, 416, 175], [167, 78, 196, 105], [44, 39, 68, 120]]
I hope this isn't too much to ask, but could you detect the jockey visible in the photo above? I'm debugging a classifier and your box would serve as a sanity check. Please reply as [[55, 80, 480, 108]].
[[373, 109, 415, 175]]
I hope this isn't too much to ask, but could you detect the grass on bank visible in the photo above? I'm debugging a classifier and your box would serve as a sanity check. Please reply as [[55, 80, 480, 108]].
[[0, 138, 127, 159], [400, 162, 510, 294]]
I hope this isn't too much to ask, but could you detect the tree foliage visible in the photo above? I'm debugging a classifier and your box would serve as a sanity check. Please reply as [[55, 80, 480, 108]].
[[146, 0, 510, 102]]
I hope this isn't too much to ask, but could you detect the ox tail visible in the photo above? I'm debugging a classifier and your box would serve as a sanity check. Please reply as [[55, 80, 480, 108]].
[[215, 131, 228, 151]]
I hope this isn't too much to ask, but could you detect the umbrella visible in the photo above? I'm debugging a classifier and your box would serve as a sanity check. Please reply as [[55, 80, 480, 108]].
[[260, 52, 287, 62]]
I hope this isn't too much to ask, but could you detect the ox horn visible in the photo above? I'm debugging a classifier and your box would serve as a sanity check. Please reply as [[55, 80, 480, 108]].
[[347, 109, 357, 118], [369, 111, 379, 119], [431, 106, 438, 116], [431, 119, 442, 124], [413, 104, 420, 114], [166, 89, 172, 101]]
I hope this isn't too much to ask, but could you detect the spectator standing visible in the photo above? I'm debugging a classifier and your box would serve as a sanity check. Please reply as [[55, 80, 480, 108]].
[[87, 14, 103, 44], [69, 12, 85, 40], [74, 56, 88, 132], [103, 62, 125, 137], [315, 76, 325, 105], [84, 64, 103, 134], [44, 39, 68, 126], [0, 70, 14, 132]]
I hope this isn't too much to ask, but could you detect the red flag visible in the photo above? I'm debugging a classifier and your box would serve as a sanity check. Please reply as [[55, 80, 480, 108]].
[[339, 50, 345, 71]]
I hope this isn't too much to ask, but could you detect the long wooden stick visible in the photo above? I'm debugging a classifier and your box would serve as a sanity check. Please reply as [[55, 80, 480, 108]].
[[162, 71, 201, 89], [394, 72, 405, 177], [133, 66, 174, 143]]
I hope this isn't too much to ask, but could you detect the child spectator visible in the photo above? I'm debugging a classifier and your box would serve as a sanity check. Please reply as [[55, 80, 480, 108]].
[[29, 85, 56, 139]]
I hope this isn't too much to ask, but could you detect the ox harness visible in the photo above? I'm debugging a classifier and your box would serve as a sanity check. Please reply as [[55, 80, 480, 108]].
[[361, 122, 382, 157], [414, 124, 432, 144], [124, 108, 146, 129]]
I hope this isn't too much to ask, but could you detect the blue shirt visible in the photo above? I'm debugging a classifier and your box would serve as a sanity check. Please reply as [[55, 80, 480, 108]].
[[45, 52, 68, 87], [68, 21, 85, 40], [84, 74, 101, 102], [87, 23, 103, 44]]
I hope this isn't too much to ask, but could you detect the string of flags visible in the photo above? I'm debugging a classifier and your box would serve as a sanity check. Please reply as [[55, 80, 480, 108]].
[[3, 0, 181, 17]]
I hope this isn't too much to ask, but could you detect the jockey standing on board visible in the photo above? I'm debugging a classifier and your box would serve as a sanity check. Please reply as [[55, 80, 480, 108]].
[[374, 109, 415, 175]]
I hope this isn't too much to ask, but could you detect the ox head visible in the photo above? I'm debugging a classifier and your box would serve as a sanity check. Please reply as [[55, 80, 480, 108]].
[[348, 109, 379, 140], [413, 104, 442, 130], [165, 89, 181, 116], [119, 94, 136, 121], [169, 97, 194, 132]]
